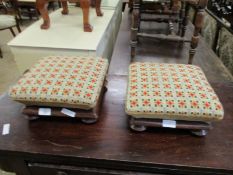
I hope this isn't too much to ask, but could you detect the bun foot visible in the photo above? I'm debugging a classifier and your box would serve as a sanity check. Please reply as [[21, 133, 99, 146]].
[[61, 9, 69, 15], [191, 129, 208, 137], [40, 21, 50, 30], [96, 10, 103, 16], [81, 118, 97, 124], [84, 24, 93, 32]]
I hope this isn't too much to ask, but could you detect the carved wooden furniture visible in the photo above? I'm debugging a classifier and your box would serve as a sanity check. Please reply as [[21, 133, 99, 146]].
[[125, 63, 224, 136], [36, 0, 103, 32], [8, 56, 109, 123], [0, 76, 233, 174], [131, 0, 208, 64]]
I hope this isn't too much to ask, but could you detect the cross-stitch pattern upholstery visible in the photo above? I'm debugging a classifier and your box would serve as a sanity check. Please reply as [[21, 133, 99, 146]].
[[9, 56, 108, 109], [126, 62, 224, 122]]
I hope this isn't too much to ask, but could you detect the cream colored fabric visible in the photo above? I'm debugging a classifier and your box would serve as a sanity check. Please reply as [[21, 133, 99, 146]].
[[9, 56, 108, 109], [0, 15, 16, 29], [126, 62, 224, 122]]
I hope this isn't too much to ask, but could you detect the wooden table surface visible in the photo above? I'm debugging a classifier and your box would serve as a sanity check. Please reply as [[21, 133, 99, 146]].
[[0, 75, 233, 175]]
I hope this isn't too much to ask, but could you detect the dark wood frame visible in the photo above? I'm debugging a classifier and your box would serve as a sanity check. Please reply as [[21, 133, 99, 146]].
[[129, 116, 211, 136], [22, 85, 107, 124]]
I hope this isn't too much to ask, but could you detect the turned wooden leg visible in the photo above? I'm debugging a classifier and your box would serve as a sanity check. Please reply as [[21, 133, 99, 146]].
[[178, 0, 185, 36], [95, 0, 103, 16], [36, 0, 50, 29], [9, 28, 16, 36], [61, 0, 69, 15], [181, 2, 189, 37], [80, 0, 92, 32], [0, 48, 2, 58], [188, 0, 207, 64], [131, 0, 140, 58]]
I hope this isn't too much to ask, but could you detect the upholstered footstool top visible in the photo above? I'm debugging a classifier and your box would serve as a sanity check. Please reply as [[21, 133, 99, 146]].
[[9, 56, 108, 109], [126, 62, 224, 122]]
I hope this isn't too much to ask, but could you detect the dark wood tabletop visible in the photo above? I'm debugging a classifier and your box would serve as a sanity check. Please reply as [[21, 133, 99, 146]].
[[0, 75, 233, 175]]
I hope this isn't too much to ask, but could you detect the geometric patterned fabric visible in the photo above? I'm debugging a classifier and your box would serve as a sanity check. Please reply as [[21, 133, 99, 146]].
[[126, 62, 224, 122], [9, 56, 108, 109]]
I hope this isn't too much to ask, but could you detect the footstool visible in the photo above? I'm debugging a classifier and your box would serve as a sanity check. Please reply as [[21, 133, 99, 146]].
[[9, 56, 108, 124], [125, 62, 224, 136]]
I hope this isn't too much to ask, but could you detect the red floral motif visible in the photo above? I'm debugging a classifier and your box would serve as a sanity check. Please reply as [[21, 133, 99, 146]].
[[21, 87, 27, 93], [69, 75, 76, 80], [51, 88, 60, 95], [130, 100, 138, 107], [46, 80, 52, 85], [155, 100, 162, 106], [63, 89, 70, 95], [166, 100, 174, 107], [165, 91, 172, 97], [88, 85, 94, 90], [142, 91, 149, 96], [200, 94, 206, 98], [176, 91, 183, 97], [154, 91, 160, 96], [216, 104, 222, 110], [55, 81, 62, 86], [204, 102, 211, 109], [142, 99, 150, 106], [191, 101, 198, 107], [41, 87, 48, 93], [31, 87, 38, 93], [74, 90, 81, 95], [66, 81, 73, 86], [178, 100, 186, 108], [188, 92, 195, 97], [85, 93, 92, 98], [50, 74, 56, 78], [26, 80, 31, 84]]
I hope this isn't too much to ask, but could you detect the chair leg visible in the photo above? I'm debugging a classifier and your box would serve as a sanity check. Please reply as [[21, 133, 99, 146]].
[[181, 2, 189, 37], [9, 28, 16, 36], [0, 48, 2, 58], [188, 1, 207, 64], [178, 0, 185, 36], [16, 23, 21, 33], [131, 0, 140, 58]]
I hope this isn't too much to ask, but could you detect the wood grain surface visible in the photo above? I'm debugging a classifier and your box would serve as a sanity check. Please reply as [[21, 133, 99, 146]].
[[0, 76, 232, 174]]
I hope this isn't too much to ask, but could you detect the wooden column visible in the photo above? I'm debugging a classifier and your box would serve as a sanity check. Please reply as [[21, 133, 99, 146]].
[[188, 0, 208, 64], [80, 0, 92, 32], [179, 0, 185, 36], [95, 0, 103, 16], [36, 0, 50, 29], [181, 1, 190, 37], [131, 0, 140, 58]]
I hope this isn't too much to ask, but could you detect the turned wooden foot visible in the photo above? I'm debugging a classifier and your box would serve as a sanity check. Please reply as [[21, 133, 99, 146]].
[[61, 1, 69, 15], [61, 9, 69, 14], [84, 23, 93, 32], [36, 0, 50, 29], [95, 0, 103, 16], [40, 20, 50, 29]]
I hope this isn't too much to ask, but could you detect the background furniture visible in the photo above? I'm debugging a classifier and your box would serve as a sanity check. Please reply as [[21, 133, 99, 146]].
[[0, 76, 233, 175], [131, 0, 208, 64], [0, 0, 21, 58]]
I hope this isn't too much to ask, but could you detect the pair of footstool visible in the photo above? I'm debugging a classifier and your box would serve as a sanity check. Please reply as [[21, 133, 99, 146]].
[[9, 56, 108, 124], [8, 56, 224, 136], [126, 62, 224, 136]]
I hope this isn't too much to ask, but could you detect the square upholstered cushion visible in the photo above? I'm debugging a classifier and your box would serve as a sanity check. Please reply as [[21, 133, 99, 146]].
[[9, 56, 108, 109], [126, 63, 224, 122]]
